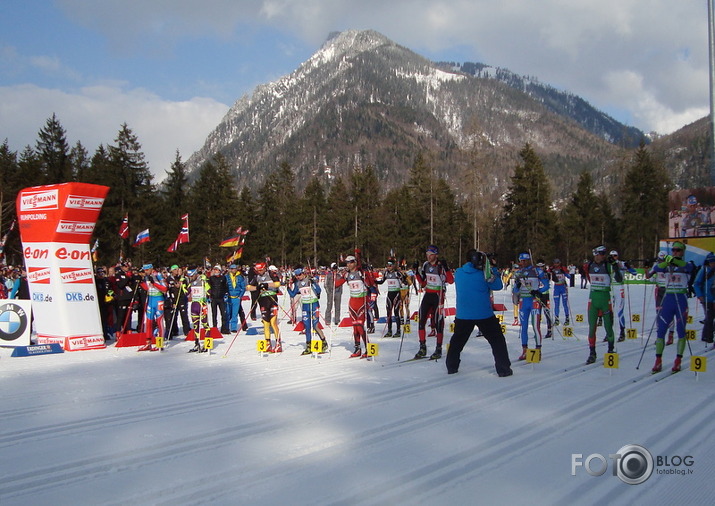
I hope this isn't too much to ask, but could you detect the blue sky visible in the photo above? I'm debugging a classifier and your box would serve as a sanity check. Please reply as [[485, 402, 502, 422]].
[[1, 0, 710, 179]]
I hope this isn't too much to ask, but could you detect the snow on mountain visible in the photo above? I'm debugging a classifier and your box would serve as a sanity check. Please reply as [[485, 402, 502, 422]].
[[1, 282, 714, 504], [185, 30, 633, 196]]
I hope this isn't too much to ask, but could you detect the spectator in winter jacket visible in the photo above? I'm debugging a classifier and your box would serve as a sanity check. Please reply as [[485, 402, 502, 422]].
[[445, 249, 512, 376], [693, 252, 715, 345], [207, 265, 229, 334]]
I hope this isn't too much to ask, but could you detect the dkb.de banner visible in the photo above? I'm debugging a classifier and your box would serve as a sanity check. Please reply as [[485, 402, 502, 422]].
[[16, 183, 110, 351]]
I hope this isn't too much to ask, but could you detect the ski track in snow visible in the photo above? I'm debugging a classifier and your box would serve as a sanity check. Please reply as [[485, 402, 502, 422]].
[[1, 284, 714, 505]]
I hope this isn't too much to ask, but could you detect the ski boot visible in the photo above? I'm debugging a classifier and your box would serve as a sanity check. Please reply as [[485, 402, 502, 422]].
[[586, 349, 597, 364], [517, 346, 528, 361], [273, 342, 283, 353], [607, 344, 615, 354], [367, 325, 375, 334], [666, 331, 674, 346], [384, 330, 393, 338], [554, 317, 560, 326], [618, 329, 625, 342], [188, 341, 203, 353], [394, 329, 401, 338], [414, 342, 427, 359], [301, 347, 312, 356], [430, 345, 442, 360], [320, 339, 329, 353], [512, 318, 519, 326], [652, 356, 662, 373], [564, 317, 571, 326], [350, 345, 362, 358], [545, 330, 552, 340], [672, 356, 682, 373]]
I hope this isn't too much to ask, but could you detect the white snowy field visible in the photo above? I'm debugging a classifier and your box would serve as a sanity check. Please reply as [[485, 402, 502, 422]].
[[1, 281, 714, 506]]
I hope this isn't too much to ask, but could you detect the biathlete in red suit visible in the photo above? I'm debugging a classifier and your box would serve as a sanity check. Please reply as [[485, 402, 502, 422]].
[[345, 253, 374, 358], [414, 245, 454, 360]]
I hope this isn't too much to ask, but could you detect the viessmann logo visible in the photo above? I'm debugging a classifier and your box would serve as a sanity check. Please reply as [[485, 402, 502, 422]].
[[20, 190, 59, 211], [27, 267, 51, 284], [65, 195, 104, 210], [56, 221, 96, 235], [59, 267, 94, 284]]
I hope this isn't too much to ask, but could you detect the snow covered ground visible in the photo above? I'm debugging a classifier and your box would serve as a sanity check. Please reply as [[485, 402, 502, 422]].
[[1, 280, 714, 505]]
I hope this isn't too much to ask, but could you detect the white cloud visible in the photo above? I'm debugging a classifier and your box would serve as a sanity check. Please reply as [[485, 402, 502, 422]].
[[0, 84, 228, 181], [51, 0, 713, 135]]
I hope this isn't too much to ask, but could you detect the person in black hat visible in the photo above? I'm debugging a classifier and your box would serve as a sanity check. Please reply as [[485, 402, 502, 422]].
[[445, 249, 512, 376]]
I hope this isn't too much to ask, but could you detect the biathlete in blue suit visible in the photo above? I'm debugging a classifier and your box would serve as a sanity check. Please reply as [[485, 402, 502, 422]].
[[650, 241, 696, 373], [288, 267, 328, 355], [512, 251, 550, 360]]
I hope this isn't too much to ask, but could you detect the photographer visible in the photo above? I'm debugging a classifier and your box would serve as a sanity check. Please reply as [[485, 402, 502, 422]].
[[445, 250, 513, 377]]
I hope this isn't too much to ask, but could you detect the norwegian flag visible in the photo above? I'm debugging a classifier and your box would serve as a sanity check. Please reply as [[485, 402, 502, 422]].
[[118, 214, 129, 239], [167, 213, 189, 252]]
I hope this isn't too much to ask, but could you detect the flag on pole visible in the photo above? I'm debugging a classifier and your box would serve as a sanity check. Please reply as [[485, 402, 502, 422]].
[[219, 234, 241, 248], [226, 248, 243, 263], [0, 219, 16, 257], [91, 239, 99, 262], [118, 214, 129, 239], [167, 213, 190, 252], [133, 228, 150, 247]]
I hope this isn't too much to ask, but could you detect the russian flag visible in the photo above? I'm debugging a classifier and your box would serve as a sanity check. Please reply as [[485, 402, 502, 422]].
[[133, 228, 150, 247]]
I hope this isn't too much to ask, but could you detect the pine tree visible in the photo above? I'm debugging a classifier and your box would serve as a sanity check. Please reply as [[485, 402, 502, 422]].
[[186, 153, 238, 264], [36, 114, 72, 183], [500, 143, 557, 261], [70, 141, 90, 182], [296, 176, 328, 265], [324, 176, 354, 260], [561, 172, 608, 264], [350, 165, 381, 263], [620, 143, 671, 261]]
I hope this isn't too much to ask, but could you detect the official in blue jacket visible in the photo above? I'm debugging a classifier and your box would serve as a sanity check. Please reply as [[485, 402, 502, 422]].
[[693, 252, 715, 344], [445, 250, 513, 376]]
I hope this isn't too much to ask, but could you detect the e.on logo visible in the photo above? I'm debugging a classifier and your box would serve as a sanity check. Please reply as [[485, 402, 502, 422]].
[[20, 190, 59, 211]]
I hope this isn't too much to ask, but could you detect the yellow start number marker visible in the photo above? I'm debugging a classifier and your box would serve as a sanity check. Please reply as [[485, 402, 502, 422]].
[[256, 339, 269, 352], [310, 339, 324, 353], [367, 343, 378, 357], [604, 352, 619, 369], [562, 327, 573, 337], [575, 314, 584, 323], [403, 324, 411, 334], [631, 314, 641, 323], [626, 328, 638, 339], [155, 336, 164, 349], [449, 322, 455, 333], [526, 348, 541, 363], [690, 356, 707, 372], [686, 330, 697, 341], [204, 337, 214, 350]]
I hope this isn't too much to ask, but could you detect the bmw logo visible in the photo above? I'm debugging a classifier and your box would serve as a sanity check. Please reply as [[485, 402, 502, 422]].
[[0, 303, 29, 342]]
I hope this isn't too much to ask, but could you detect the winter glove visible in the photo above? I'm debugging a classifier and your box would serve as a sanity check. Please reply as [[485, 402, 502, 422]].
[[259, 282, 269, 291], [664, 255, 674, 264]]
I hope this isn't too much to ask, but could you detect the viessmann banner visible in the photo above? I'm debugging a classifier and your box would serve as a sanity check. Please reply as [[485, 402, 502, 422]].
[[16, 183, 110, 351]]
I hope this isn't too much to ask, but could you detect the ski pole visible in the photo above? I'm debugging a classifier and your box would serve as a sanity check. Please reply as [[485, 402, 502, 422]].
[[222, 292, 262, 358]]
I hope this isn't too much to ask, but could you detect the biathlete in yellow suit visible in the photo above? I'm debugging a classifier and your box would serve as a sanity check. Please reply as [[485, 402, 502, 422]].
[[247, 262, 282, 352]]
